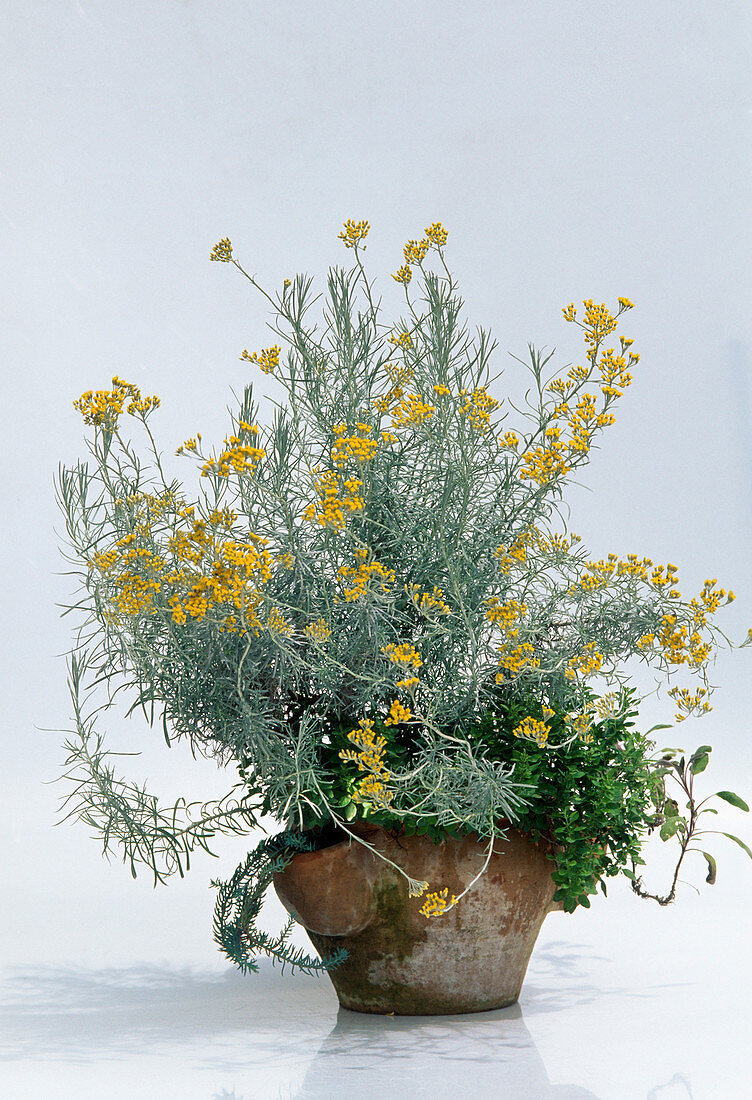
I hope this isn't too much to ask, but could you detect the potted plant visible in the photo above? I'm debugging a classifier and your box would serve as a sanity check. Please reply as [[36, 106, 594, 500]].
[[56, 220, 750, 1015]]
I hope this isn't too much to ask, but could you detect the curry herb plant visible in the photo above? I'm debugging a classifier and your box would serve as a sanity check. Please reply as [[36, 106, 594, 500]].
[[55, 220, 749, 971]]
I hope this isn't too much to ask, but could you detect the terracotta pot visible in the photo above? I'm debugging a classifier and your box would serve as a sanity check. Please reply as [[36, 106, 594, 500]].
[[272, 826, 558, 1015]]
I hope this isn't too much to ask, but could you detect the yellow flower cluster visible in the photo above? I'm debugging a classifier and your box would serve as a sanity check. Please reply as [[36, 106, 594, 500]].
[[388, 331, 413, 348], [168, 512, 212, 565], [373, 363, 414, 414], [403, 238, 430, 265], [356, 774, 393, 807], [595, 692, 619, 721], [419, 886, 458, 919], [512, 714, 552, 747], [392, 264, 413, 285], [339, 718, 393, 810], [167, 532, 273, 629], [562, 298, 621, 343], [302, 469, 364, 528], [547, 367, 586, 401], [390, 393, 435, 428], [484, 596, 527, 630], [91, 547, 119, 573], [498, 431, 520, 450], [338, 548, 395, 601], [548, 385, 624, 464], [210, 238, 233, 262], [599, 348, 635, 398], [657, 614, 710, 669], [396, 222, 449, 278], [545, 301, 638, 460], [568, 709, 595, 743], [90, 537, 166, 617], [636, 579, 732, 672], [699, 577, 734, 613], [112, 571, 162, 616], [566, 643, 604, 680], [201, 435, 266, 479], [382, 642, 422, 669], [385, 699, 412, 727], [176, 434, 201, 456], [433, 384, 451, 396], [240, 344, 281, 374], [573, 553, 674, 594], [668, 686, 712, 722], [518, 439, 570, 486], [496, 641, 539, 682], [459, 386, 500, 432], [167, 594, 188, 624], [266, 607, 293, 637], [494, 531, 534, 575], [386, 362, 414, 385], [304, 617, 331, 644], [338, 220, 370, 248], [580, 299, 620, 353], [220, 535, 274, 583], [566, 393, 614, 452], [330, 423, 379, 467], [424, 222, 449, 247], [405, 583, 450, 618], [532, 530, 580, 556], [120, 489, 178, 521], [74, 377, 160, 430], [373, 390, 401, 415], [206, 507, 236, 529]]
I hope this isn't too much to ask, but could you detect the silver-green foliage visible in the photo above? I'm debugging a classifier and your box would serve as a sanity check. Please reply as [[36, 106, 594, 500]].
[[55, 226, 732, 883]]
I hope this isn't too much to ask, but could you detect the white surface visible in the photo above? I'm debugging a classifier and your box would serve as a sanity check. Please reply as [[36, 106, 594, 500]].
[[2, 2, 752, 1097], [2, 884, 751, 1099]]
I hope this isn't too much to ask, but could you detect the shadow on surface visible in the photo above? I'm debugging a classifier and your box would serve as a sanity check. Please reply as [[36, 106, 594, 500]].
[[0, 961, 336, 1064], [294, 1003, 601, 1099], [522, 941, 694, 1015]]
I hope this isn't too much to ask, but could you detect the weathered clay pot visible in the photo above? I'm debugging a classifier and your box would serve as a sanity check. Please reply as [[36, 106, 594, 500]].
[[272, 826, 558, 1015]]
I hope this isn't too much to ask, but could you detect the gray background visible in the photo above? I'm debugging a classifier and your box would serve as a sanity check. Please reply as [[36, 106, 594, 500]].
[[2, 2, 751, 1097]]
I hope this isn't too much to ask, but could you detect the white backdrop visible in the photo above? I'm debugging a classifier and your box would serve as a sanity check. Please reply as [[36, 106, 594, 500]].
[[2, 3, 751, 1097]]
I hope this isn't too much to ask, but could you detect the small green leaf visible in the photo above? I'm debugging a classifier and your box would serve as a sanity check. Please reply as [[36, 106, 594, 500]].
[[577, 894, 591, 908], [343, 802, 357, 821], [692, 745, 713, 758], [660, 818, 682, 841], [700, 851, 717, 885], [716, 791, 750, 812], [689, 753, 709, 775], [723, 833, 752, 859]]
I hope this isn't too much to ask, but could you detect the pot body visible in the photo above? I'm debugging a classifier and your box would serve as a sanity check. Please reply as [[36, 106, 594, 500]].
[[272, 826, 557, 1015]]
